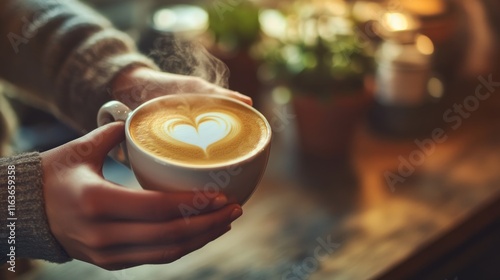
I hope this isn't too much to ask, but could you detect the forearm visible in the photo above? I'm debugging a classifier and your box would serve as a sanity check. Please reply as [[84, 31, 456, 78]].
[[0, 0, 158, 132]]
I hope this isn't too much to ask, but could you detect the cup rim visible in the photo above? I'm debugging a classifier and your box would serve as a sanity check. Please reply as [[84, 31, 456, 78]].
[[125, 93, 272, 170]]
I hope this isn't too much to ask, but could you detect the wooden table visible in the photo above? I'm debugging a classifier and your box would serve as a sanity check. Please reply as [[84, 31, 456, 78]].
[[27, 75, 500, 280]]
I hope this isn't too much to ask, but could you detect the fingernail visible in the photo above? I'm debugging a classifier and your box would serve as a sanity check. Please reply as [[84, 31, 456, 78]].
[[241, 94, 253, 103], [211, 195, 228, 209], [232, 91, 253, 104], [230, 207, 243, 222]]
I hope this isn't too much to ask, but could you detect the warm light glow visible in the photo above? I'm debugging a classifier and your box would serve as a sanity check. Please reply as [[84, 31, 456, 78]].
[[153, 5, 208, 33], [318, 16, 336, 40], [416, 35, 434, 55], [154, 9, 177, 30], [324, 0, 349, 17], [301, 18, 318, 46], [401, 0, 447, 17], [379, 41, 403, 59], [259, 9, 288, 40], [281, 45, 304, 72], [352, 1, 384, 22], [383, 13, 410, 32], [428, 77, 444, 99], [272, 86, 292, 105]]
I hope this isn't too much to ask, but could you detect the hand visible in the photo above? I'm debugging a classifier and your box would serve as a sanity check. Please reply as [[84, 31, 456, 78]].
[[110, 67, 252, 109], [41, 122, 242, 270]]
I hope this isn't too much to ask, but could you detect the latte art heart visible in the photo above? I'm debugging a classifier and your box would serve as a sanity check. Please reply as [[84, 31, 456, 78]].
[[162, 112, 238, 152]]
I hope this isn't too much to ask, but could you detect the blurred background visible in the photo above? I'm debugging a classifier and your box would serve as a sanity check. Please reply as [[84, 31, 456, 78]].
[[9, 0, 500, 156], [6, 0, 500, 279]]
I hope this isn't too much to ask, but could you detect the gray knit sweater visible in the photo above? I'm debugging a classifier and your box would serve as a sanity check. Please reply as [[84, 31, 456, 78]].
[[0, 0, 158, 263]]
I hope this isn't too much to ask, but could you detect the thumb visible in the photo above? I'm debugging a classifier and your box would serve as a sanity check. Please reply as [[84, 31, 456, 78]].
[[74, 122, 126, 163]]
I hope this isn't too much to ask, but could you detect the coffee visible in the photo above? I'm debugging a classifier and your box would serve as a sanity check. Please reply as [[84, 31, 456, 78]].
[[129, 94, 269, 166]]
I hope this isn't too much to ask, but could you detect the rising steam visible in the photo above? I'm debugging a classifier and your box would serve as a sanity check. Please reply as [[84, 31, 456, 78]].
[[149, 35, 230, 88]]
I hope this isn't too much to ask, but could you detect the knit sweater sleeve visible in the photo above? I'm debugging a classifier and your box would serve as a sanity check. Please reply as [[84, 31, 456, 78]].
[[0, 0, 159, 133], [0, 152, 70, 264]]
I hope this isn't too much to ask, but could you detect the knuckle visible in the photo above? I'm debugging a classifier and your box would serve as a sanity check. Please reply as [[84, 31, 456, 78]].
[[191, 76, 205, 84], [85, 232, 108, 250], [161, 224, 184, 243], [78, 187, 103, 218], [188, 77, 208, 90], [80, 202, 99, 219]]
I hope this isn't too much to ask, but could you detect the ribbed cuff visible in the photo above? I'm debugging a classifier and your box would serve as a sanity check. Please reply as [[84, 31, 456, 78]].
[[0, 152, 71, 263]]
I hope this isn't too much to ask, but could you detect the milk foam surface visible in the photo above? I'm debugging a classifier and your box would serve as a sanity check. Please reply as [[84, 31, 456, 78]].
[[130, 95, 268, 166]]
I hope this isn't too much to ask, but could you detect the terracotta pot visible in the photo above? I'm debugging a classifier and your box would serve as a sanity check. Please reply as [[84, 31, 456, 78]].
[[292, 89, 372, 158]]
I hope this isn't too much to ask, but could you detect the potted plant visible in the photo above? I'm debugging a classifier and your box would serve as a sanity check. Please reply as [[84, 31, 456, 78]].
[[254, 1, 375, 158]]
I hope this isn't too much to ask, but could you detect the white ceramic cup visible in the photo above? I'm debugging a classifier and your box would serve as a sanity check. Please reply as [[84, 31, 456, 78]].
[[97, 94, 272, 205]]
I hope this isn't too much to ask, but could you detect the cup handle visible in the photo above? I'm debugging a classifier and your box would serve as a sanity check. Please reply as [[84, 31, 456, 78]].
[[97, 101, 132, 167]]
